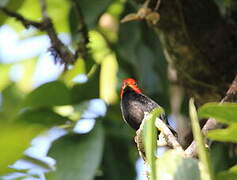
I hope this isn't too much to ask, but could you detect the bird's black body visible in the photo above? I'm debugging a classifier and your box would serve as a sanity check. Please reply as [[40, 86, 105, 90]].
[[120, 86, 167, 130]]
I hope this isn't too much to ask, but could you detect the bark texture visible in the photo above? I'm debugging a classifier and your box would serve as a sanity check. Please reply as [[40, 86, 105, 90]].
[[148, 0, 237, 105]]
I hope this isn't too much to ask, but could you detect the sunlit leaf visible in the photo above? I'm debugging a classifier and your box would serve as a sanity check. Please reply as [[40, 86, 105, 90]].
[[17, 0, 70, 32], [0, 123, 43, 174], [89, 30, 111, 64], [17, 58, 37, 92], [217, 165, 237, 180], [100, 53, 118, 104], [143, 107, 164, 180], [47, 121, 105, 180], [156, 150, 200, 180], [189, 98, 214, 180], [60, 58, 86, 86], [0, 64, 11, 92], [0, 0, 24, 26], [207, 125, 237, 143], [24, 81, 71, 107], [198, 103, 237, 124]]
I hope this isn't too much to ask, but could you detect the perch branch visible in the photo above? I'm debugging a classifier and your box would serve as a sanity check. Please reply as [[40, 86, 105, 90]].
[[155, 118, 183, 152], [134, 119, 147, 161], [135, 116, 184, 161], [185, 74, 237, 157]]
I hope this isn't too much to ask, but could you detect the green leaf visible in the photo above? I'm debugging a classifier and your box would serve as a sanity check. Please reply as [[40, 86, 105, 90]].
[[156, 150, 200, 180], [16, 107, 69, 127], [47, 121, 105, 180], [0, 123, 43, 174], [189, 98, 214, 180], [0, 84, 24, 122], [0, 0, 24, 25], [71, 0, 113, 29], [100, 53, 118, 104], [17, 58, 37, 92], [217, 165, 237, 180], [71, 65, 100, 103], [24, 81, 71, 107], [207, 125, 237, 143], [18, 0, 70, 32], [0, 64, 11, 92], [60, 58, 86, 86], [143, 107, 164, 180], [198, 103, 237, 124], [95, 135, 136, 180]]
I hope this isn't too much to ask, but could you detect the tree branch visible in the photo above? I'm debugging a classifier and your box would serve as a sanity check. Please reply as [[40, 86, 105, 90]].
[[0, 6, 43, 29], [0, 1, 76, 67], [155, 118, 183, 152], [38, 0, 75, 66], [185, 74, 237, 157]]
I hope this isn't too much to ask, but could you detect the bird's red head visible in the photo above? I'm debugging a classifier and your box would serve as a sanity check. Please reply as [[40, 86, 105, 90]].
[[121, 78, 142, 98]]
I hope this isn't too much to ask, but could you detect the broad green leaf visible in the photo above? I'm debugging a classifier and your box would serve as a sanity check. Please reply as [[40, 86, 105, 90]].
[[198, 103, 237, 124], [100, 53, 118, 104], [95, 135, 136, 180], [17, 0, 70, 32], [0, 84, 24, 122], [47, 122, 104, 180], [0, 123, 43, 174], [210, 143, 231, 173], [71, 65, 100, 103], [217, 165, 237, 180], [0, 64, 11, 92], [24, 81, 71, 107], [16, 107, 69, 126], [143, 107, 164, 180], [207, 125, 237, 142], [17, 58, 37, 92], [189, 98, 214, 180], [156, 150, 200, 180], [60, 58, 86, 86]]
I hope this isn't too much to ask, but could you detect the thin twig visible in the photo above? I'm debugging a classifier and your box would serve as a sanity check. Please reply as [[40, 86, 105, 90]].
[[39, 0, 48, 19], [154, 0, 162, 11], [71, 0, 89, 60], [185, 74, 237, 157], [0, 7, 43, 29], [38, 0, 75, 66], [0, 2, 76, 67]]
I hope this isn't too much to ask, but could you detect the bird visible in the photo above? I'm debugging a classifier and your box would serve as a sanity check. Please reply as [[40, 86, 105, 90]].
[[120, 78, 169, 130]]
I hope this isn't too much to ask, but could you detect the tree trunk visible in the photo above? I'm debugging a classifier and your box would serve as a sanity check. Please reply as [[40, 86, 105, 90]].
[[144, 0, 237, 105]]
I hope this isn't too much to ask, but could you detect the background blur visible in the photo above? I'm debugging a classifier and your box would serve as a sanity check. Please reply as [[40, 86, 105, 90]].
[[0, 0, 236, 179]]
